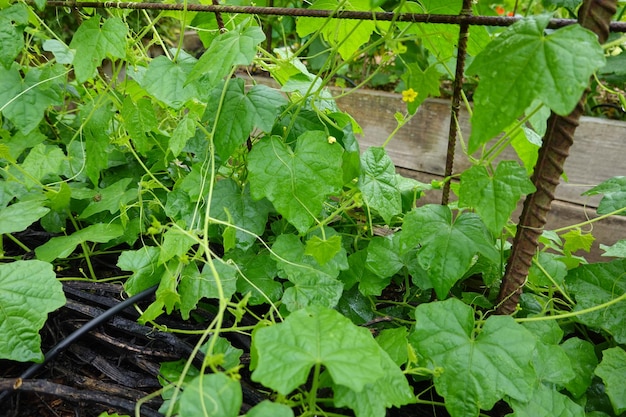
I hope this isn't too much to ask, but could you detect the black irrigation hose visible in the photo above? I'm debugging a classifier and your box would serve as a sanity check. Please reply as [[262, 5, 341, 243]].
[[0, 284, 158, 404]]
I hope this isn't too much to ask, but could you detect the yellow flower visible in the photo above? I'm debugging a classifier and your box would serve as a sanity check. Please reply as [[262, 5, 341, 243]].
[[402, 88, 418, 103], [327, 136, 337, 144]]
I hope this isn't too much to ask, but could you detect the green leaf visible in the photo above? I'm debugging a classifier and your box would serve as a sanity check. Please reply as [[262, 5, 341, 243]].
[[19, 143, 67, 185], [401, 205, 499, 299], [271, 234, 346, 311], [0, 65, 63, 134], [459, 161, 535, 235], [376, 327, 409, 367], [178, 261, 238, 319], [358, 147, 402, 224], [508, 383, 584, 417], [582, 176, 626, 215], [562, 228, 595, 253], [69, 16, 128, 83], [251, 305, 385, 395], [333, 343, 414, 417], [187, 25, 265, 87], [230, 251, 282, 306], [120, 96, 158, 155], [532, 342, 576, 386], [79, 178, 137, 219], [35, 223, 124, 262], [466, 15, 605, 152], [601, 239, 626, 258], [410, 299, 537, 417], [561, 337, 598, 398], [248, 132, 344, 233], [0, 17, 23, 68], [528, 252, 567, 287], [43, 39, 74, 64], [141, 54, 199, 110], [297, 0, 379, 60], [594, 347, 626, 415], [211, 179, 272, 251], [179, 373, 242, 417], [205, 79, 287, 163], [169, 116, 196, 157], [400, 63, 441, 114], [202, 335, 243, 371], [565, 259, 626, 343], [244, 401, 294, 417], [158, 228, 197, 265], [118, 246, 165, 295], [0, 260, 66, 362], [304, 235, 342, 265], [82, 98, 114, 185], [365, 235, 403, 279], [0, 200, 50, 234]]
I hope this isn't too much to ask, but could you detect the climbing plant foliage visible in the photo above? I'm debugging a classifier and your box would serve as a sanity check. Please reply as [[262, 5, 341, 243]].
[[0, 0, 625, 416]]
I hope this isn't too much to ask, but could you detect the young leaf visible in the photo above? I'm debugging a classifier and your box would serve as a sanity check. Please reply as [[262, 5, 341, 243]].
[[0, 200, 50, 234], [562, 228, 595, 253], [204, 79, 287, 163], [565, 259, 626, 343], [296, 0, 379, 60], [178, 373, 242, 417], [187, 25, 265, 87], [251, 305, 385, 395], [248, 132, 344, 233], [358, 147, 402, 224], [35, 223, 124, 262], [582, 176, 626, 215], [210, 179, 273, 251], [69, 16, 128, 83], [410, 299, 537, 417], [0, 260, 66, 362], [401, 205, 499, 299], [304, 234, 342, 265], [169, 116, 196, 157], [466, 15, 605, 152], [458, 161, 535, 235], [594, 347, 626, 415], [508, 383, 585, 417], [141, 53, 199, 110]]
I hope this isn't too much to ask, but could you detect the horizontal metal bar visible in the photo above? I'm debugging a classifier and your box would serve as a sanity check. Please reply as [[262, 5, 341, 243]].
[[44, 1, 626, 32]]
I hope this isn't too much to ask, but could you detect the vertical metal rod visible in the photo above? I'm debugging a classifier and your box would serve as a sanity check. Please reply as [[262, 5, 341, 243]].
[[441, 0, 472, 205]]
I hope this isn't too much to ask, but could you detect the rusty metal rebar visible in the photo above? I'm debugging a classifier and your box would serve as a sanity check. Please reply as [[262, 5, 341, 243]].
[[441, 0, 472, 205], [495, 0, 617, 315]]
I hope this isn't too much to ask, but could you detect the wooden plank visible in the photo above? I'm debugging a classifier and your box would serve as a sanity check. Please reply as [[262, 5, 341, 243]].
[[335, 90, 626, 208]]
